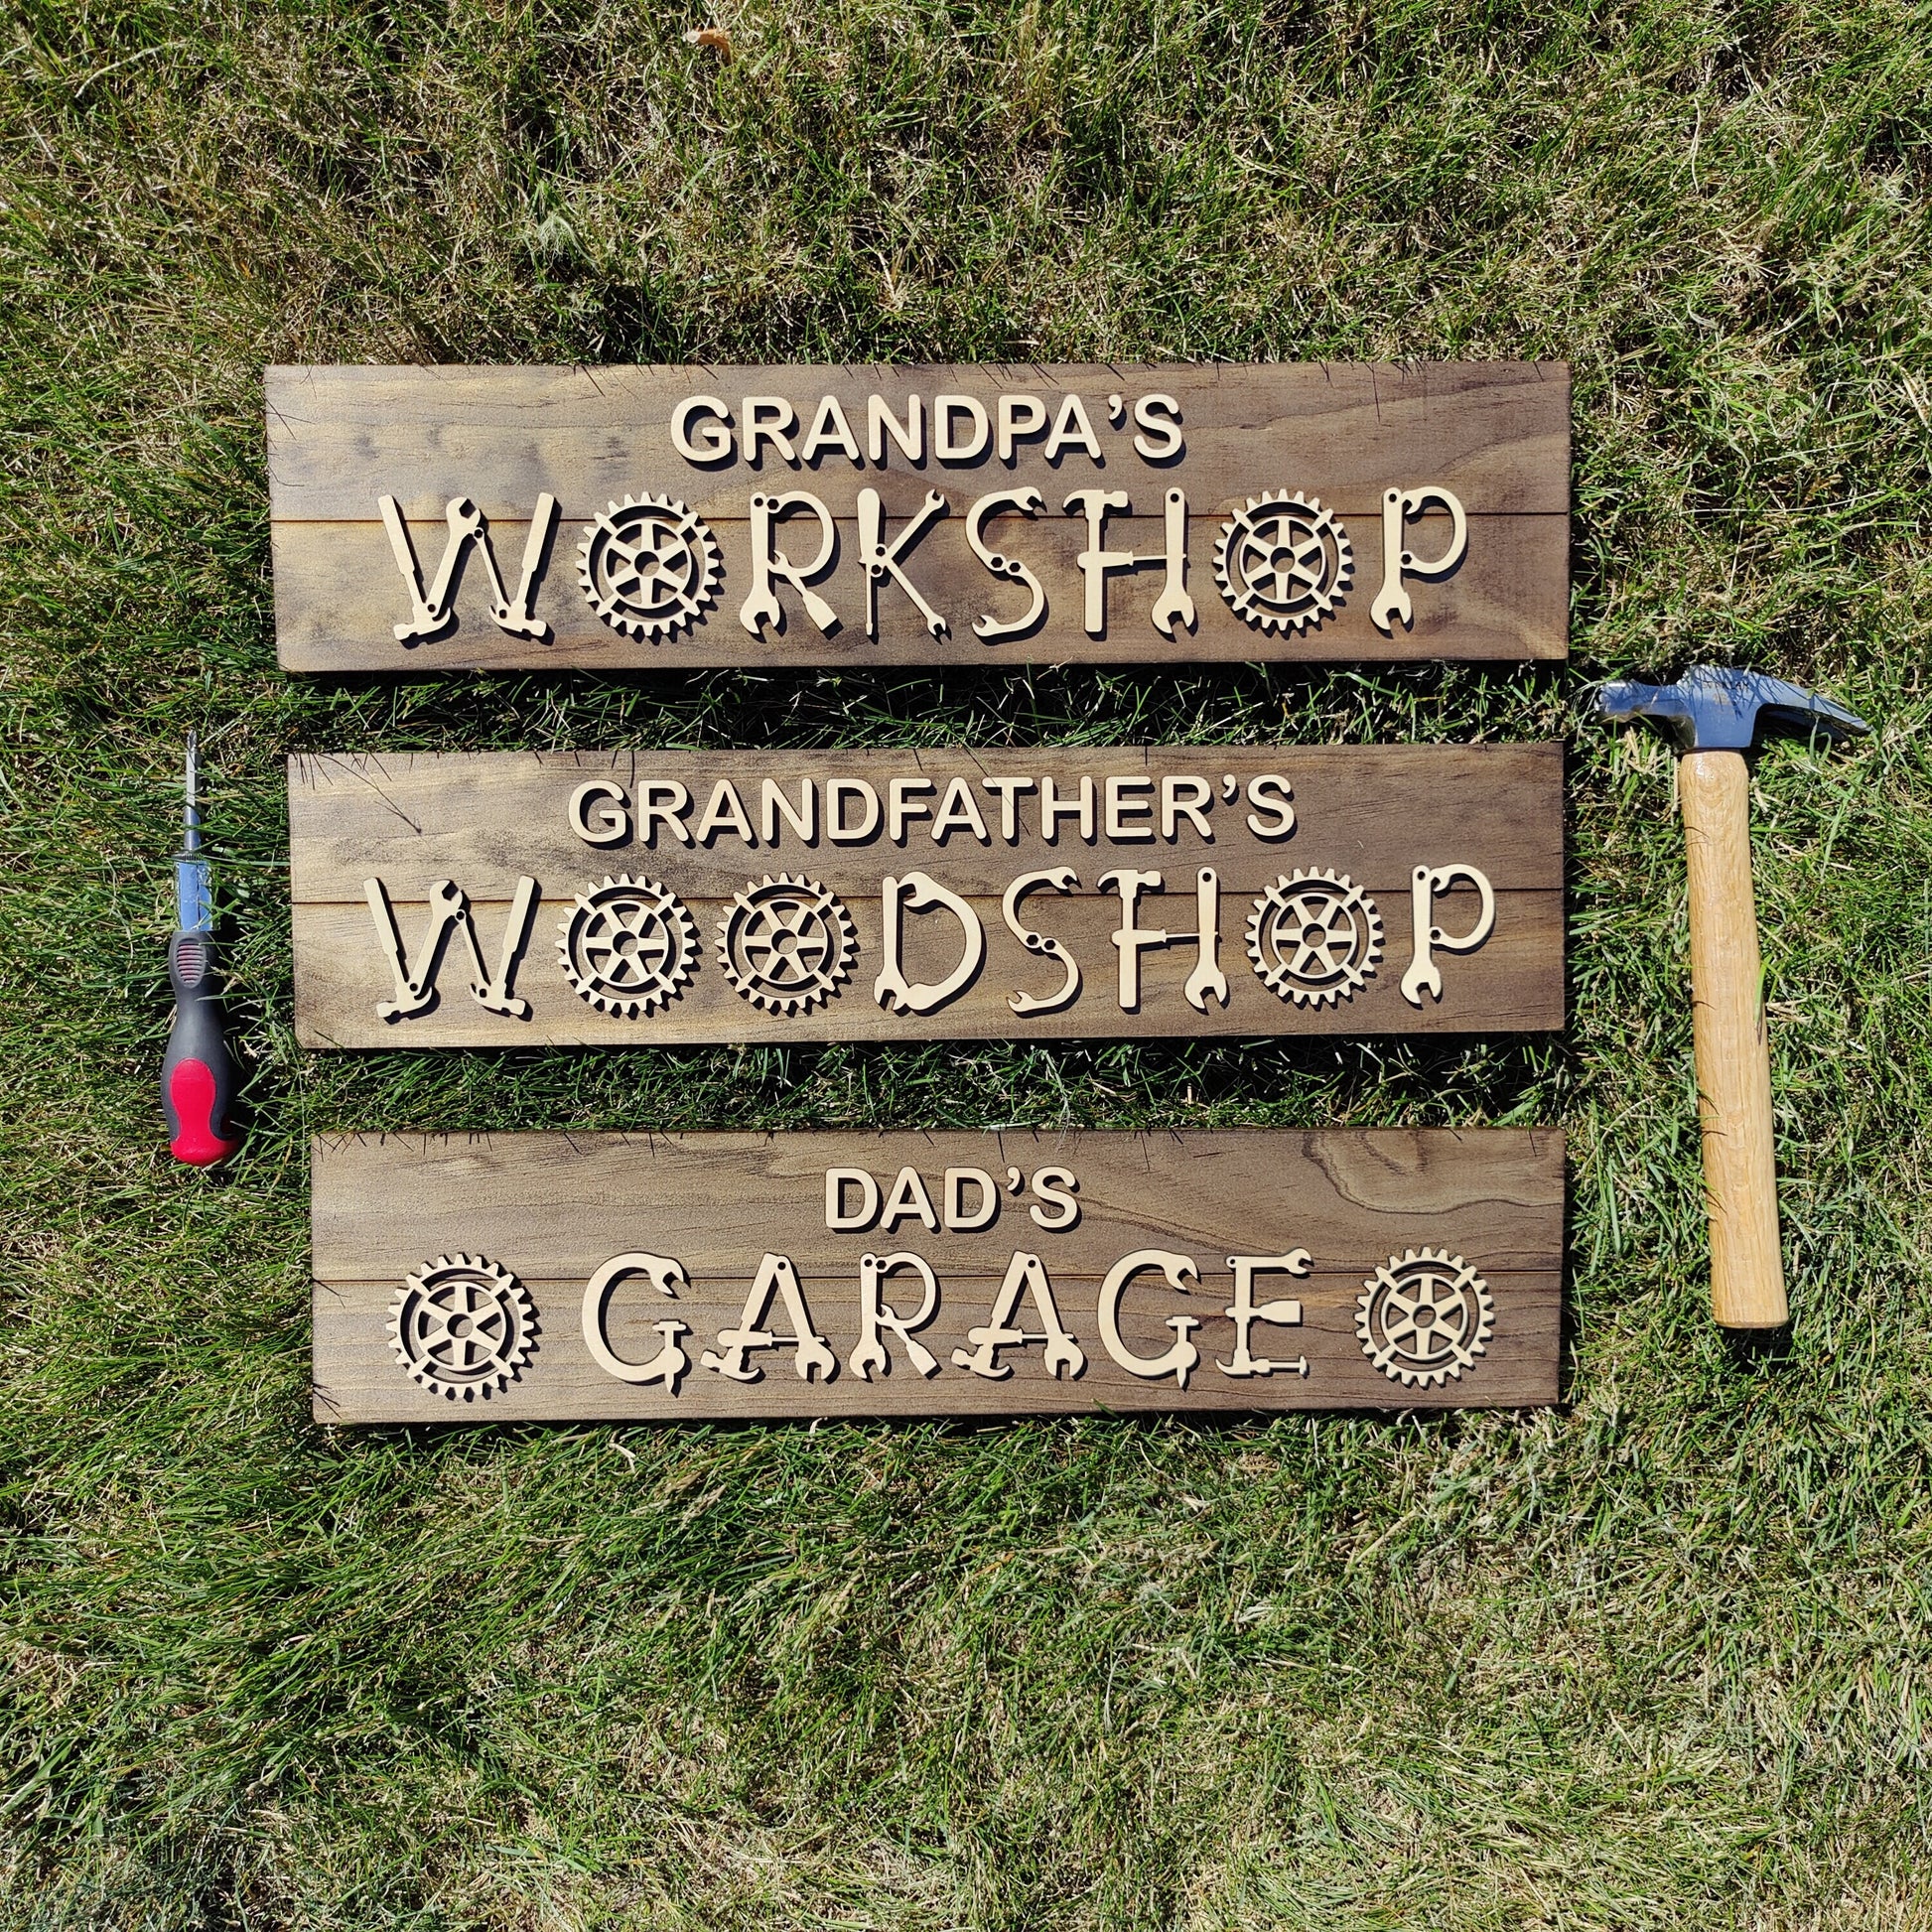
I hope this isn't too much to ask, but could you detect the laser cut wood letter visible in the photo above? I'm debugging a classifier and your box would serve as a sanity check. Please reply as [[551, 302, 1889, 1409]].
[[858, 488, 949, 639], [967, 488, 1047, 642], [1220, 1250, 1311, 1378], [1372, 485, 1468, 633], [741, 490, 840, 638], [671, 395, 734, 463], [363, 876, 538, 1022], [952, 1251, 1086, 1380], [849, 1252, 941, 1380], [1003, 867, 1081, 1016], [875, 872, 985, 1016], [1097, 1249, 1202, 1388], [701, 1253, 837, 1383], [827, 1167, 882, 1230], [582, 1252, 691, 1391]]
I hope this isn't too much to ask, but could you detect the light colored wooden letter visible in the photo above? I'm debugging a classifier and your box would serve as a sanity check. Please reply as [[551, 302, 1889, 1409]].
[[1220, 1250, 1311, 1377], [671, 395, 734, 462], [1044, 394, 1102, 462], [1097, 1249, 1201, 1388], [1064, 489, 1132, 635], [1132, 393, 1183, 462], [858, 489, 950, 639], [1029, 1168, 1080, 1230], [364, 875, 538, 1022], [1400, 864, 1495, 1006], [880, 1167, 940, 1233], [967, 488, 1047, 642], [798, 395, 863, 466], [953, 1251, 1085, 1380], [741, 490, 839, 637], [1003, 867, 1081, 1016], [581, 1252, 690, 1391], [1371, 485, 1467, 633], [934, 394, 990, 462], [849, 1252, 942, 1380], [760, 777, 817, 846], [997, 394, 1048, 461], [826, 778, 881, 843], [377, 493, 555, 646], [701, 1253, 836, 1383], [1099, 868, 1227, 1013], [944, 1168, 999, 1231], [867, 393, 923, 464], [569, 779, 630, 845], [875, 872, 985, 1015], [827, 1167, 881, 1230], [742, 396, 798, 466]]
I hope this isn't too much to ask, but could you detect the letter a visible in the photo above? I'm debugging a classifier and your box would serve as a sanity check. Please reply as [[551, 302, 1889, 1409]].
[[702, 1254, 837, 1383], [953, 1252, 1085, 1380]]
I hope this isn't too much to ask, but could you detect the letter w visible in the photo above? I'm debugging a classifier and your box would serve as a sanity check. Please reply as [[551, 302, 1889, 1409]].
[[364, 877, 539, 1021]]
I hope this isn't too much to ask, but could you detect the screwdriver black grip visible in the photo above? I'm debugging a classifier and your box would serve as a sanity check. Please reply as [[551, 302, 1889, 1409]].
[[163, 932, 239, 1166]]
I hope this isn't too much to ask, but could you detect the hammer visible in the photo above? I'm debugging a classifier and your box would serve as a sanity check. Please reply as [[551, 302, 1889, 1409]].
[[1595, 666, 1868, 1329]]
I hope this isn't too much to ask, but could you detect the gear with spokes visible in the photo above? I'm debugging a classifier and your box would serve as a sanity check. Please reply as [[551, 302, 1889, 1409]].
[[388, 1254, 538, 1402], [717, 873, 857, 1016], [1246, 868, 1384, 1006], [1356, 1248, 1494, 1389], [1214, 491, 1353, 632], [577, 493, 722, 640], [557, 874, 698, 1018]]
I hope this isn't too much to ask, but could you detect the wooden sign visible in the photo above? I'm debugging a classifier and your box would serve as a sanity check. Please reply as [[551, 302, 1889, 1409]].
[[269, 361, 1569, 670], [312, 1129, 1564, 1422], [290, 745, 1563, 1047]]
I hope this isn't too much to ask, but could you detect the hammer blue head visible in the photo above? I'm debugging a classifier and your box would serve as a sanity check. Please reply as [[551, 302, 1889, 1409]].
[[1594, 664, 1869, 754]]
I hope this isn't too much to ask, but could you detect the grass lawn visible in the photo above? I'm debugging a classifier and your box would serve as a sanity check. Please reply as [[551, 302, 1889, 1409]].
[[4, 1, 1931, 1924]]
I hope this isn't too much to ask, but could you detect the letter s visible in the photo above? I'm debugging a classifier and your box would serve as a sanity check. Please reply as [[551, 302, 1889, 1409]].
[[1029, 1167, 1080, 1230], [1245, 774, 1296, 840]]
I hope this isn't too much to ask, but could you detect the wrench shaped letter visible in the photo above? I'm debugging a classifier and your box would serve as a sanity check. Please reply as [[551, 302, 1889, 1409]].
[[582, 1252, 691, 1392], [967, 487, 1047, 642], [875, 872, 986, 1016], [740, 490, 840, 637], [1371, 485, 1468, 634], [1400, 863, 1496, 1006]]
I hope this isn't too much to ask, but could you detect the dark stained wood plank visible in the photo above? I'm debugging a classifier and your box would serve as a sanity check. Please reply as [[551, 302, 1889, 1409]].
[[289, 747, 1565, 1046], [288, 746, 1564, 899], [268, 361, 1572, 519], [312, 1129, 1565, 1421], [292, 892, 1561, 1044], [268, 361, 1569, 668]]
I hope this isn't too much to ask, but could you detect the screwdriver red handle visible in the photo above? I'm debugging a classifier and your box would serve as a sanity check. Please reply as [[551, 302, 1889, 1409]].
[[163, 932, 240, 1166]]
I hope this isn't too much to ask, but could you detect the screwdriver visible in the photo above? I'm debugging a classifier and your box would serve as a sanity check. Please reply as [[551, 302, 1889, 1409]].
[[162, 733, 241, 1166]]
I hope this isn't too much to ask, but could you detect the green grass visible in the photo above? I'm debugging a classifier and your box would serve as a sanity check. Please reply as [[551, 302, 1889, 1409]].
[[3, 0, 1931, 1924]]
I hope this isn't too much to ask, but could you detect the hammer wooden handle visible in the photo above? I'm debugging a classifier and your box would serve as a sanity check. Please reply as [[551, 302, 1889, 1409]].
[[1678, 751, 1787, 1328]]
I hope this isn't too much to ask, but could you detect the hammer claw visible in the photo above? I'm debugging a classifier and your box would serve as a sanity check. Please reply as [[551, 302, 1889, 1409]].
[[1595, 665, 1868, 752]]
